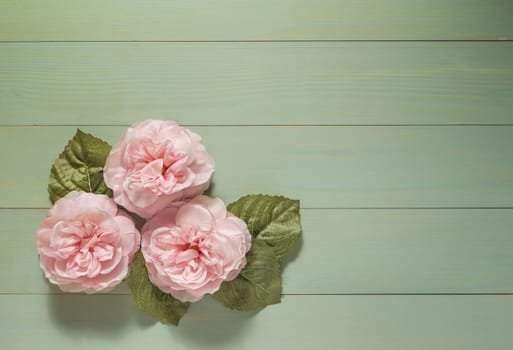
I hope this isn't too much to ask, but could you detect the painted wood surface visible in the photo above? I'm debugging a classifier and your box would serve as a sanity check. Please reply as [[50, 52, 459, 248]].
[[3, 295, 513, 350], [1, 43, 512, 126], [1, 126, 512, 208], [1, 0, 512, 41], [1, 0, 511, 349], [2, 209, 513, 295]]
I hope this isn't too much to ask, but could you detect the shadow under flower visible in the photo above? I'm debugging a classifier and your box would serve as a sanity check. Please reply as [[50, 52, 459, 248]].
[[46, 285, 258, 345], [47, 292, 133, 336], [172, 295, 258, 347]]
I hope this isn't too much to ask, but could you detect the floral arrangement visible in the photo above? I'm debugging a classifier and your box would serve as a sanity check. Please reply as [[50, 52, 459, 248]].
[[35, 120, 301, 325]]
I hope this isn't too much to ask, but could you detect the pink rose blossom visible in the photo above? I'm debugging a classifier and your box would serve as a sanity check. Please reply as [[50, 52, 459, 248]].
[[141, 195, 251, 302], [104, 120, 215, 218], [36, 191, 141, 293]]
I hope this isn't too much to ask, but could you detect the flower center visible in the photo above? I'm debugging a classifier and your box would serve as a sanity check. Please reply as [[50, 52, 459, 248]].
[[186, 243, 199, 251], [80, 233, 99, 252]]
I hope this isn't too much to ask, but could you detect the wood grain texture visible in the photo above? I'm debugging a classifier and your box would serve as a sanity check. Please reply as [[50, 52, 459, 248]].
[[1, 42, 512, 126], [1, 126, 512, 209], [3, 209, 513, 294], [1, 0, 512, 346], [1, 0, 512, 41], [2, 294, 513, 350]]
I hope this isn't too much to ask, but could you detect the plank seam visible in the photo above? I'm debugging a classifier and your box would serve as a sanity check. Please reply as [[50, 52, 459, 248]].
[[0, 39, 512, 43], [2, 124, 513, 128], [6, 207, 513, 210], [1, 292, 513, 296], [3, 207, 513, 210]]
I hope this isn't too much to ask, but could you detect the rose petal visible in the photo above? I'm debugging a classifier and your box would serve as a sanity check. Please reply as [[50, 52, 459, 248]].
[[141, 195, 250, 302], [103, 120, 215, 218], [35, 191, 141, 293], [176, 203, 214, 232]]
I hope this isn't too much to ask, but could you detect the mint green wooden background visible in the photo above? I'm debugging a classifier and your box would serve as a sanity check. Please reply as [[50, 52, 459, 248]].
[[1, 2, 513, 349]]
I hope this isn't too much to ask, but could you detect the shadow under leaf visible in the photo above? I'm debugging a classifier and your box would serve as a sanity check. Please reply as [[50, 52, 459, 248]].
[[280, 232, 304, 270]]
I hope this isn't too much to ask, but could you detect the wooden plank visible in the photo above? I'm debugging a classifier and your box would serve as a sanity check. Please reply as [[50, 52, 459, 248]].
[[1, 126, 512, 209], [3, 209, 513, 294], [1, 0, 512, 41], [2, 294, 513, 350], [1, 42, 512, 125]]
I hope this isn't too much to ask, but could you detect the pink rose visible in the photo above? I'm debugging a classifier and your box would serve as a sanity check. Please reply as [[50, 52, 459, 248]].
[[36, 191, 141, 293], [104, 120, 215, 218], [141, 196, 251, 302]]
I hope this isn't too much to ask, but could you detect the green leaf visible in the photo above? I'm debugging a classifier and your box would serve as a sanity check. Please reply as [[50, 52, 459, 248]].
[[127, 251, 189, 325], [228, 194, 301, 259], [213, 240, 281, 311], [48, 129, 112, 203]]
